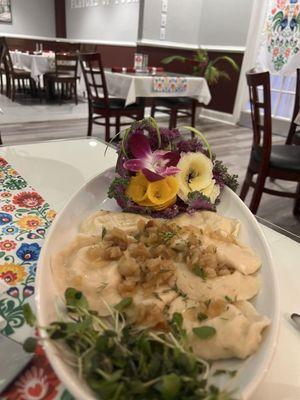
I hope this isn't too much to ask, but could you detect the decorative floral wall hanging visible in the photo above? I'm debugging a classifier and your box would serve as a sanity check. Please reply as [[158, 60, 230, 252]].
[[258, 0, 300, 74]]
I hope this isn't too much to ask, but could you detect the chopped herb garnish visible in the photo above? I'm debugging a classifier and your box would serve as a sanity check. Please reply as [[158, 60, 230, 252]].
[[193, 326, 216, 340], [204, 299, 211, 309], [101, 226, 107, 239], [214, 369, 237, 378], [192, 265, 207, 280], [197, 312, 208, 322], [159, 231, 176, 242]]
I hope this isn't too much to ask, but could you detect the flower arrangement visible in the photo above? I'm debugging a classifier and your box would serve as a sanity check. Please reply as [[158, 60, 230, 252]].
[[108, 118, 238, 218]]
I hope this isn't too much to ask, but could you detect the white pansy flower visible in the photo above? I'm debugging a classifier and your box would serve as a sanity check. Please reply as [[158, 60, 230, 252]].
[[176, 152, 220, 203]]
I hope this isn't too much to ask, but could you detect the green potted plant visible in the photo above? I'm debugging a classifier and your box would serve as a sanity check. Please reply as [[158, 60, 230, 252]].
[[162, 49, 239, 85]]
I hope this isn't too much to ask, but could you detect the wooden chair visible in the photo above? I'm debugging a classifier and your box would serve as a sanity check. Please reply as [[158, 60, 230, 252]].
[[44, 52, 79, 104], [151, 97, 197, 129], [79, 52, 144, 142], [286, 68, 300, 145], [240, 70, 300, 215], [0, 37, 34, 101]]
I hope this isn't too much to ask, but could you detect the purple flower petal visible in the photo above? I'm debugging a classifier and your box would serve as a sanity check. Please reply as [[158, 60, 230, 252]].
[[123, 159, 148, 172], [128, 133, 152, 159], [163, 166, 181, 176], [162, 151, 180, 167], [142, 168, 165, 182]]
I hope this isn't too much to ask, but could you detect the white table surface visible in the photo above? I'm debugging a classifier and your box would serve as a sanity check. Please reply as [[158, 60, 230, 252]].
[[0, 137, 299, 400], [105, 71, 212, 106], [10, 51, 55, 80]]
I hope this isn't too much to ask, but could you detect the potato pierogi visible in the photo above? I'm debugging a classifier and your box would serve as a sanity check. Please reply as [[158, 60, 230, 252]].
[[53, 210, 270, 361]]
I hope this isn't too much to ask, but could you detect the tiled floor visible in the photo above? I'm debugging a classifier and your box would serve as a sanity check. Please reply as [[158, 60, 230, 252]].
[[0, 93, 299, 237]]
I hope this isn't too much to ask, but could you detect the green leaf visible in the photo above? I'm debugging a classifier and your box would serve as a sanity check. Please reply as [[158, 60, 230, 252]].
[[193, 326, 216, 339], [22, 304, 36, 327], [114, 297, 132, 312], [156, 373, 182, 400], [23, 337, 37, 353], [64, 288, 88, 309], [0, 251, 5, 258]]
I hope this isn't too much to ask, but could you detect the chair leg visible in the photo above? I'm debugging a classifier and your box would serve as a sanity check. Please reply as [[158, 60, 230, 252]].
[[11, 78, 16, 101], [169, 108, 177, 129], [87, 111, 93, 137], [293, 182, 300, 216], [191, 100, 197, 127], [0, 73, 3, 94], [105, 117, 110, 142], [151, 104, 156, 118], [74, 82, 78, 105], [249, 172, 267, 214], [240, 169, 253, 201], [115, 116, 120, 137]]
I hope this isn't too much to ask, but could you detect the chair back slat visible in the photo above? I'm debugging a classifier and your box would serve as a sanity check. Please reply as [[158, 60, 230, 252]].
[[79, 52, 109, 108], [246, 70, 272, 162], [55, 52, 78, 77]]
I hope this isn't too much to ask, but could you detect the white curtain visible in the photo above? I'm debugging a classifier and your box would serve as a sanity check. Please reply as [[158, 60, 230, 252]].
[[258, 0, 300, 75]]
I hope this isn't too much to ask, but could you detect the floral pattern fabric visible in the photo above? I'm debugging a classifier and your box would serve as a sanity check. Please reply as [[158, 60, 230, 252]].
[[152, 76, 188, 93], [0, 157, 70, 399], [258, 0, 300, 74]]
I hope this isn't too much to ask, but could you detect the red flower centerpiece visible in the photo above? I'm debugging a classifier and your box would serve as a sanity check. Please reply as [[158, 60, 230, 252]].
[[108, 118, 238, 218]]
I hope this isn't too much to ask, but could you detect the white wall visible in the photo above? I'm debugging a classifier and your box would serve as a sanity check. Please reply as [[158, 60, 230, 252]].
[[0, 0, 56, 37], [198, 0, 253, 47], [142, 0, 202, 45], [65, 0, 139, 43], [140, 0, 253, 49]]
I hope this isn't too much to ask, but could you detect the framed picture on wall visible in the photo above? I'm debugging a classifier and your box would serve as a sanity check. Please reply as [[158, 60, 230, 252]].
[[0, 0, 12, 23]]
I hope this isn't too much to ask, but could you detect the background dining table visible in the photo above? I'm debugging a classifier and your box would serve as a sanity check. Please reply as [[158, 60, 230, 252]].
[[9, 51, 56, 81], [104, 70, 212, 106], [0, 137, 299, 399]]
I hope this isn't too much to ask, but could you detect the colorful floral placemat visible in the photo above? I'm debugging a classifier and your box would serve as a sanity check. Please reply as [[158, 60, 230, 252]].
[[0, 157, 71, 399], [152, 76, 188, 93]]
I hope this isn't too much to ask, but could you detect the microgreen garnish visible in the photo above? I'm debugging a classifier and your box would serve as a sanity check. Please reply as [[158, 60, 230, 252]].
[[193, 326, 217, 340], [22, 289, 236, 399]]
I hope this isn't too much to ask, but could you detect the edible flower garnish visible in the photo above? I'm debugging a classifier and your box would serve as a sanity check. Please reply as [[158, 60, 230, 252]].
[[123, 133, 180, 181], [108, 118, 238, 218]]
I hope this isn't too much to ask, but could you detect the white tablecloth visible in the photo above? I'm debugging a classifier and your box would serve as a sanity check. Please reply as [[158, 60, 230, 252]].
[[104, 71, 211, 106], [10, 51, 55, 80]]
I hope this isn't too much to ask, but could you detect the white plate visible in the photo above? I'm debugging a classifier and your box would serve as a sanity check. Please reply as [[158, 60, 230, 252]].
[[36, 168, 280, 400]]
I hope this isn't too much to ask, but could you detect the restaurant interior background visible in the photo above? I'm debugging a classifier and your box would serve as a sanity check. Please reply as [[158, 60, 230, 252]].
[[0, 0, 299, 236]]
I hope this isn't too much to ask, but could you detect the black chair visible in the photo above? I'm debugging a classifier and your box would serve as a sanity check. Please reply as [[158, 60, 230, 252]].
[[44, 52, 79, 104], [151, 97, 197, 129], [79, 52, 144, 142], [0, 37, 35, 101], [240, 69, 300, 215], [286, 68, 300, 145]]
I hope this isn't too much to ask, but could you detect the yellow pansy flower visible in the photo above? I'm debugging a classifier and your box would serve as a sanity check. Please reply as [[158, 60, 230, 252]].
[[126, 173, 179, 210]]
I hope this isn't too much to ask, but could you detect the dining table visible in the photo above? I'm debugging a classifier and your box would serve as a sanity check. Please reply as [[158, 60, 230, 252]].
[[9, 51, 56, 81], [0, 137, 299, 400], [104, 70, 212, 106]]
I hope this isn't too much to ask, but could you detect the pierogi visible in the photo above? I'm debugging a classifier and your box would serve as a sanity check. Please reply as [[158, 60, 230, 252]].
[[53, 210, 270, 360]]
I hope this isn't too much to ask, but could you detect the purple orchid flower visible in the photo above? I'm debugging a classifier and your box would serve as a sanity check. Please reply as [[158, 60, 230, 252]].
[[123, 133, 180, 181]]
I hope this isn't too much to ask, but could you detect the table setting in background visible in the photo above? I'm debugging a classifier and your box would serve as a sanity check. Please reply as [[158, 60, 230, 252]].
[[0, 115, 299, 399], [9, 50, 55, 81]]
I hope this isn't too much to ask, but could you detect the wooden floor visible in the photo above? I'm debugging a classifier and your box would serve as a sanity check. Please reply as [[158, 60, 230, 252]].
[[1, 115, 299, 237]]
